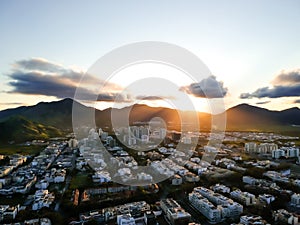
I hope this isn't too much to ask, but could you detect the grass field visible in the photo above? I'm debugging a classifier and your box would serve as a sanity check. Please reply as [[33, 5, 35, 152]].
[[69, 172, 93, 190], [290, 164, 300, 176], [0, 194, 26, 205], [0, 144, 44, 156]]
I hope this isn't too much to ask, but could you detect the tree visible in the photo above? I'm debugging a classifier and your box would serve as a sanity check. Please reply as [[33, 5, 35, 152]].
[[84, 219, 99, 225]]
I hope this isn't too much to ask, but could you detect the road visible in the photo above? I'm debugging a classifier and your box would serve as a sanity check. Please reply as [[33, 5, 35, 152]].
[[54, 150, 76, 211]]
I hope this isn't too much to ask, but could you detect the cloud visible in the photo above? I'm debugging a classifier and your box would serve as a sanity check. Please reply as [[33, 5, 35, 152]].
[[294, 99, 300, 104], [240, 69, 300, 99], [272, 69, 300, 85], [179, 76, 228, 98], [256, 101, 270, 105], [15, 58, 67, 74], [0, 102, 23, 106], [240, 85, 300, 99], [7, 58, 128, 102], [97, 93, 133, 103]]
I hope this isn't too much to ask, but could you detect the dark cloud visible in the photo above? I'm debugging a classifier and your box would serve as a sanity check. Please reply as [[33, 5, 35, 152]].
[[272, 69, 300, 85], [15, 58, 67, 74], [179, 76, 228, 98], [294, 99, 300, 104], [7, 58, 128, 102], [241, 69, 300, 99], [256, 101, 270, 105], [97, 93, 133, 103], [136, 95, 175, 101], [9, 70, 85, 98], [240, 85, 300, 99]]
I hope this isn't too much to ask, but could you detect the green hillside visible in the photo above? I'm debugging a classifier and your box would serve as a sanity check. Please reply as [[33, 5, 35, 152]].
[[0, 116, 62, 143]]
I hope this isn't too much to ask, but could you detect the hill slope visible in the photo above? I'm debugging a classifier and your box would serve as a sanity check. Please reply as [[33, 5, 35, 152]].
[[0, 116, 62, 143], [226, 104, 300, 132], [0, 98, 90, 129]]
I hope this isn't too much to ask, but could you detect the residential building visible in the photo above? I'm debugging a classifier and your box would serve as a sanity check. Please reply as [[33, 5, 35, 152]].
[[160, 199, 191, 225], [92, 171, 111, 183], [144, 211, 156, 225], [286, 148, 299, 158], [189, 187, 242, 223], [291, 193, 300, 207], [24, 218, 52, 225], [189, 192, 222, 223], [171, 175, 183, 186], [273, 209, 298, 225], [117, 214, 136, 225], [230, 189, 256, 206], [272, 149, 285, 159], [32, 190, 55, 210], [258, 194, 275, 205], [257, 143, 278, 154], [239, 215, 270, 225], [0, 205, 19, 222], [185, 172, 200, 183], [0, 166, 14, 178], [244, 142, 257, 153], [211, 184, 230, 194]]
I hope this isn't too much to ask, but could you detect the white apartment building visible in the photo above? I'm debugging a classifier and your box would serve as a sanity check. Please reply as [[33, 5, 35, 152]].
[[117, 214, 136, 225], [272, 149, 285, 159], [242, 176, 256, 185], [258, 194, 275, 205], [273, 209, 299, 225], [287, 148, 300, 158], [291, 193, 300, 206], [240, 215, 270, 225], [211, 184, 231, 194], [189, 187, 242, 223], [244, 142, 257, 153], [189, 192, 222, 223], [245, 142, 278, 154], [257, 143, 278, 154], [230, 189, 256, 206], [160, 199, 191, 225], [32, 190, 55, 211]]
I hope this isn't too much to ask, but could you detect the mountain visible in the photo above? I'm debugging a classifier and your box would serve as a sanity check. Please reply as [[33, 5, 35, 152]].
[[0, 116, 62, 143], [0, 99, 300, 139], [0, 98, 90, 130], [226, 103, 300, 132]]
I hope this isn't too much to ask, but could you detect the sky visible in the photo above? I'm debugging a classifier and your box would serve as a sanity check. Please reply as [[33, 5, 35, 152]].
[[1, 0, 300, 113]]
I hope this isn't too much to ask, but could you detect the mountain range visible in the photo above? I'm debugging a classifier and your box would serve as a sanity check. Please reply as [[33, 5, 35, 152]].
[[0, 98, 300, 143]]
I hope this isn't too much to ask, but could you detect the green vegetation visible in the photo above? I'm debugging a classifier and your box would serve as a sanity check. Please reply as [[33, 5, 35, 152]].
[[0, 116, 62, 144], [290, 164, 300, 175], [69, 172, 93, 190], [15, 209, 64, 225], [0, 194, 27, 205], [0, 144, 44, 155]]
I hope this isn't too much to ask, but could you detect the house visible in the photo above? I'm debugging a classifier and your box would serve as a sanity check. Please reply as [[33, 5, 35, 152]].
[[273, 209, 298, 225], [171, 175, 182, 186], [259, 194, 275, 205]]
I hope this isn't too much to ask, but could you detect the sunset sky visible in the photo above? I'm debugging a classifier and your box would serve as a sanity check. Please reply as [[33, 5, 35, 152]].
[[1, 0, 300, 113]]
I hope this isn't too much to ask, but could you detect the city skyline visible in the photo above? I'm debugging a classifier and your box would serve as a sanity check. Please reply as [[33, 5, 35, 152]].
[[1, 0, 300, 113]]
